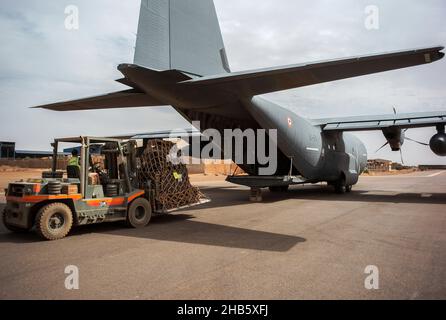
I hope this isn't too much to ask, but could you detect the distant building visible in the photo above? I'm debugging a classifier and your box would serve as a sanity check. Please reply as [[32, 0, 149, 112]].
[[367, 159, 393, 172], [14, 150, 57, 159], [0, 141, 15, 159]]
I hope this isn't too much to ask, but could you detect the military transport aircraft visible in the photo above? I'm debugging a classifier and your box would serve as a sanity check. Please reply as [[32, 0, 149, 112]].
[[36, 0, 445, 193]]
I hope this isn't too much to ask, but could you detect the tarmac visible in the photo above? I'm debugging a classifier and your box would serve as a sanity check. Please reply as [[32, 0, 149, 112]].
[[0, 171, 445, 299]]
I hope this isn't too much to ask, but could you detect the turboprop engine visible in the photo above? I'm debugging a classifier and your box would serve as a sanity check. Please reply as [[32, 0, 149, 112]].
[[382, 127, 405, 151], [430, 125, 446, 156]]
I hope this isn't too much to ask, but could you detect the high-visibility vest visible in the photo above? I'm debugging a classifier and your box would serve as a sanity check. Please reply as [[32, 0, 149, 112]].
[[68, 156, 80, 167]]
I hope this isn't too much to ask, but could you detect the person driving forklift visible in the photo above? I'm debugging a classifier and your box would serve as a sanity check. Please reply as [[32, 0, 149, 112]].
[[67, 149, 81, 178]]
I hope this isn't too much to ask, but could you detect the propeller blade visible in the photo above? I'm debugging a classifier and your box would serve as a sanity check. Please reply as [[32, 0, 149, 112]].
[[393, 107, 397, 115], [375, 141, 389, 153], [406, 136, 429, 146], [400, 149, 404, 165]]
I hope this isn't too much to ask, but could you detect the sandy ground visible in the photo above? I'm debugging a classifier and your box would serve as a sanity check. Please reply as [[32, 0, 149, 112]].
[[0, 170, 445, 299]]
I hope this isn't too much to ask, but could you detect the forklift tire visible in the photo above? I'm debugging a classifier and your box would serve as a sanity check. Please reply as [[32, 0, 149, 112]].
[[2, 210, 30, 233], [35, 203, 73, 241], [127, 198, 152, 228]]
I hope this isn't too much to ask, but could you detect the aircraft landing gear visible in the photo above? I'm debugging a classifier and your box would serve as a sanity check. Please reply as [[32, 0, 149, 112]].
[[333, 175, 351, 194], [250, 187, 263, 202], [334, 182, 346, 194]]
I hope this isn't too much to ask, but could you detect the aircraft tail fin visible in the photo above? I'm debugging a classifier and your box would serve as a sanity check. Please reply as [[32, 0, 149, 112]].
[[134, 0, 230, 76]]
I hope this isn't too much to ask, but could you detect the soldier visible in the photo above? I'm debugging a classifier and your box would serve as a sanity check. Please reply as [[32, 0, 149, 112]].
[[68, 149, 80, 168], [67, 149, 81, 179]]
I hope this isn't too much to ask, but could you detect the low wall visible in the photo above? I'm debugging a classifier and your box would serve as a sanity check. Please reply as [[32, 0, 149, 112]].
[[0, 159, 68, 170], [0, 159, 243, 176], [186, 163, 241, 175], [186, 164, 205, 174], [203, 162, 242, 175]]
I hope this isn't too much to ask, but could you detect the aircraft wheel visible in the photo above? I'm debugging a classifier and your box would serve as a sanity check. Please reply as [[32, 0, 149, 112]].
[[35, 203, 73, 241], [345, 185, 352, 193], [127, 198, 152, 228], [334, 178, 347, 194]]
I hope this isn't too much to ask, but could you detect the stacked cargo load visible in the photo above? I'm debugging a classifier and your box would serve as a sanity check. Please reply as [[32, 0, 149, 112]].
[[136, 140, 206, 211]]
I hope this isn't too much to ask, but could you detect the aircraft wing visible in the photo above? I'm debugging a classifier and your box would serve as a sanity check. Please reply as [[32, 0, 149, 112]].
[[181, 46, 444, 96], [109, 128, 201, 140], [33, 89, 165, 111], [312, 111, 446, 132]]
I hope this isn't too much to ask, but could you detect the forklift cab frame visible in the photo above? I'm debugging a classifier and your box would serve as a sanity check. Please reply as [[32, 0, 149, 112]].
[[51, 136, 133, 198]]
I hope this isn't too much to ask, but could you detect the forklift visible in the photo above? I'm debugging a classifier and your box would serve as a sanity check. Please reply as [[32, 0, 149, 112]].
[[2, 136, 200, 240]]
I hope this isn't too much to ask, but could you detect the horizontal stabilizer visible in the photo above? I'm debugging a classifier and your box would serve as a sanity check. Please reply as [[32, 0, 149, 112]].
[[34, 89, 165, 111], [181, 46, 445, 96]]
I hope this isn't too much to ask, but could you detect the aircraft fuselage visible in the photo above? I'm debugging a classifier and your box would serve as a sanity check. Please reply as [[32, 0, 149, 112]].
[[245, 96, 368, 184]]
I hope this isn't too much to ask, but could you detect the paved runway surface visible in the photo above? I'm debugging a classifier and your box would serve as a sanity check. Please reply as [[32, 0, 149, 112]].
[[0, 171, 445, 299]]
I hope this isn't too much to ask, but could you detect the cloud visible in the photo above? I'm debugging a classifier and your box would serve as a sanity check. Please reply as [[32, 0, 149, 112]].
[[0, 0, 190, 150], [0, 0, 445, 165]]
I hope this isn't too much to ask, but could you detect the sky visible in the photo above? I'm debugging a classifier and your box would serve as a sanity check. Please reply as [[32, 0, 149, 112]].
[[0, 0, 445, 165]]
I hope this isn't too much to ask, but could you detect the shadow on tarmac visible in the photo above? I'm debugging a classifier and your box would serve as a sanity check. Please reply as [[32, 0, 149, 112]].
[[101, 214, 305, 252], [197, 184, 446, 207], [0, 209, 305, 252]]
